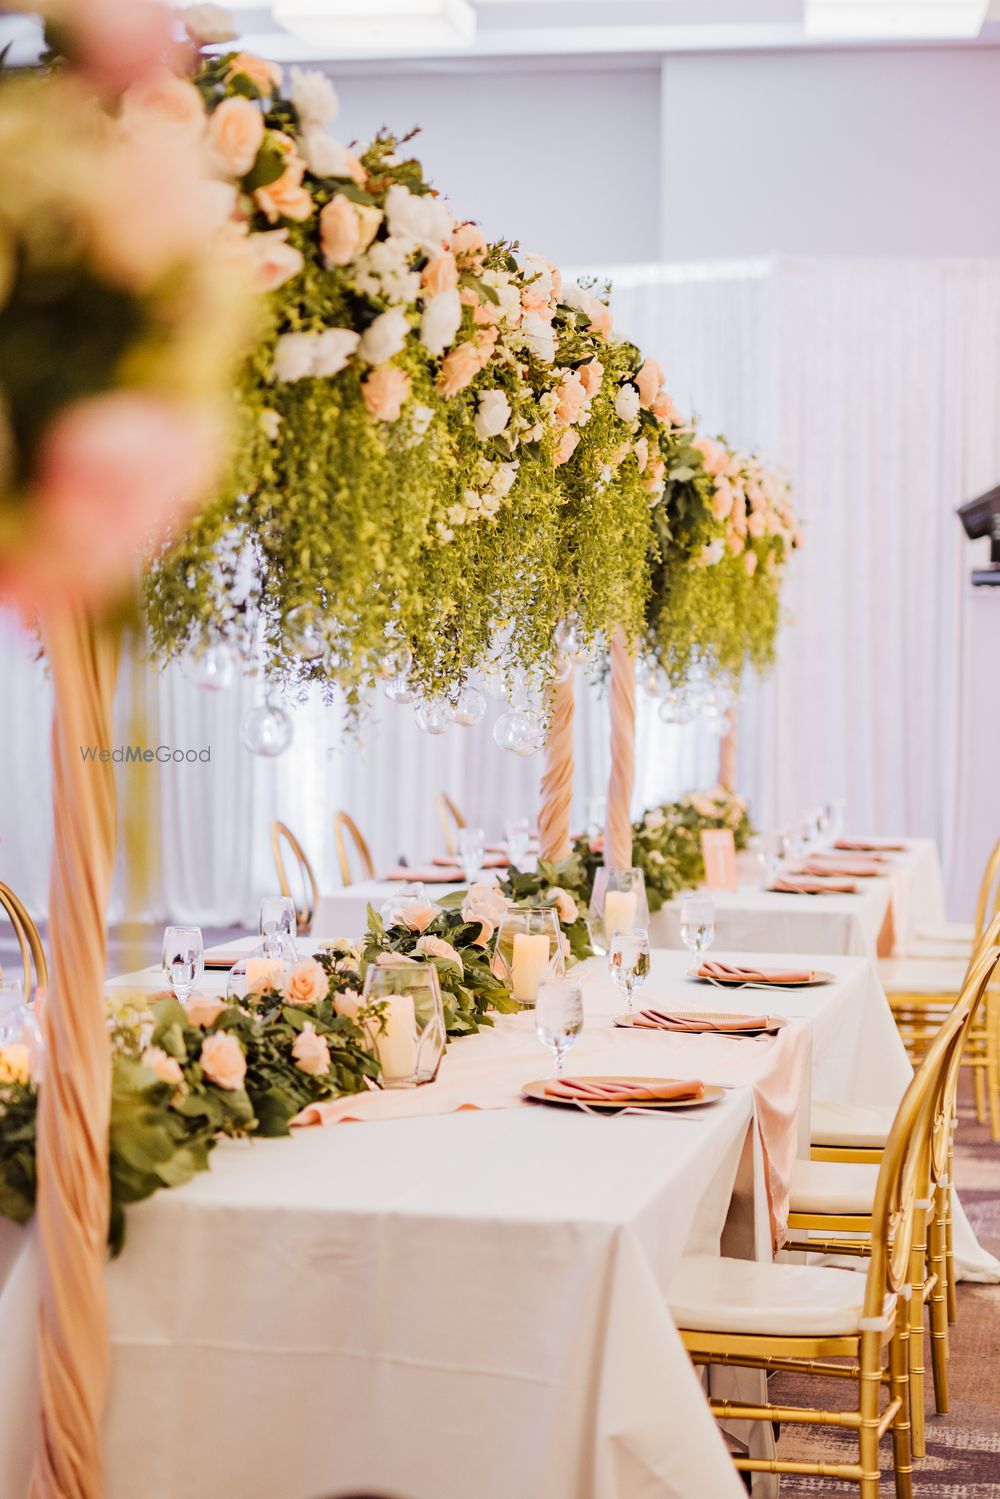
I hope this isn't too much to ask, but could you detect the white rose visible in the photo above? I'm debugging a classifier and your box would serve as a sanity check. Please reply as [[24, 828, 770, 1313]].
[[520, 310, 556, 363], [312, 327, 360, 376], [561, 282, 587, 312], [644, 808, 666, 831], [520, 252, 554, 298], [473, 389, 511, 440], [273, 331, 317, 383], [182, 3, 237, 44], [289, 66, 338, 129], [614, 383, 640, 423], [546, 887, 578, 925], [410, 403, 434, 437], [384, 184, 451, 256], [700, 538, 726, 567], [420, 287, 462, 356], [300, 130, 356, 179], [490, 460, 518, 497], [359, 307, 410, 365]]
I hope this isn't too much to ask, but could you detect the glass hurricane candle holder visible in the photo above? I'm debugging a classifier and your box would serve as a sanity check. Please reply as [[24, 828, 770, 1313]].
[[362, 959, 446, 1088], [588, 868, 649, 954], [227, 945, 291, 1004], [492, 907, 565, 1008]]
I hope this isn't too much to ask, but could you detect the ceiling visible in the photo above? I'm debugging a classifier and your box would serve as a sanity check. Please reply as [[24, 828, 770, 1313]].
[[227, 0, 1000, 67]]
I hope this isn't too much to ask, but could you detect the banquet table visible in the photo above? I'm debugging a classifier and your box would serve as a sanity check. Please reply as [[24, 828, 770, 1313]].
[[651, 837, 946, 960], [2, 945, 995, 1499]]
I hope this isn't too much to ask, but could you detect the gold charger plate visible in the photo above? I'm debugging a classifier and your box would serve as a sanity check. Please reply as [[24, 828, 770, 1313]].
[[521, 1076, 724, 1111], [615, 1010, 787, 1037], [687, 969, 835, 989]]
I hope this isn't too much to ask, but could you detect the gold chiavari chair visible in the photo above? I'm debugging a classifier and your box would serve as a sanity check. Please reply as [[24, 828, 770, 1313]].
[[908, 834, 1000, 957], [270, 821, 320, 935], [333, 811, 375, 887], [786, 942, 1000, 1458], [0, 881, 47, 1007], [435, 792, 465, 857], [667, 978, 979, 1498]]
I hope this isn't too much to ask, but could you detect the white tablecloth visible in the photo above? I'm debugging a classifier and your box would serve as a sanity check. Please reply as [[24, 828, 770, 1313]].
[[312, 878, 465, 939]]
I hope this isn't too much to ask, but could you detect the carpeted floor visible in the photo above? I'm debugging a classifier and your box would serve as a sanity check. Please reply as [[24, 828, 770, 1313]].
[[772, 1077, 1000, 1497]]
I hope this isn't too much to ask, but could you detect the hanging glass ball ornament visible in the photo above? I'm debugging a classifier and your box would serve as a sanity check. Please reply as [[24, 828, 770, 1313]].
[[658, 690, 697, 727], [512, 710, 546, 756], [454, 687, 487, 727], [641, 666, 665, 698], [240, 696, 294, 757], [383, 673, 418, 706], [181, 639, 236, 692], [493, 710, 532, 752], [379, 645, 413, 682], [415, 698, 454, 735], [554, 613, 586, 662], [285, 606, 325, 663]]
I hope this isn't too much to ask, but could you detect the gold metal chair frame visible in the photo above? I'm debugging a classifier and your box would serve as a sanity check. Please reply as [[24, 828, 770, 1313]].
[[435, 793, 465, 857], [0, 881, 47, 1006], [681, 946, 999, 1497], [333, 811, 375, 887], [269, 821, 320, 935]]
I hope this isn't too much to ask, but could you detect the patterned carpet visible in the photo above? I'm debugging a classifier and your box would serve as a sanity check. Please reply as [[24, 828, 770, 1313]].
[[773, 1077, 1000, 1497]]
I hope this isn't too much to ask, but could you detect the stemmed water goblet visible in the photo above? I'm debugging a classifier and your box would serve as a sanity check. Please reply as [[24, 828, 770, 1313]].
[[608, 927, 651, 1010], [679, 894, 716, 960], [258, 895, 297, 960], [504, 817, 531, 868], [457, 826, 485, 883], [534, 978, 584, 1075], [161, 925, 204, 1004]]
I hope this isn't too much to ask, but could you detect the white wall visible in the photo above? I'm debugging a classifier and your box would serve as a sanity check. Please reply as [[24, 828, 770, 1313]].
[[331, 65, 662, 267], [660, 47, 1000, 260]]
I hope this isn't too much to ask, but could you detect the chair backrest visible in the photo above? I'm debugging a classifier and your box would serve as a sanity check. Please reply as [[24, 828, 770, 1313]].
[[435, 793, 465, 857], [974, 835, 1000, 939], [333, 811, 375, 887], [865, 941, 1000, 1321], [270, 822, 320, 934], [0, 882, 46, 1007], [929, 910, 1000, 1186]]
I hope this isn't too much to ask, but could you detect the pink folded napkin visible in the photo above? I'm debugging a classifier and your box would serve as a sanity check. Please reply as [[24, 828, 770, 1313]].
[[383, 864, 464, 883], [769, 877, 858, 895], [834, 837, 906, 853], [633, 1009, 769, 1033], [431, 853, 509, 869], [798, 858, 883, 878], [698, 960, 815, 984], [544, 1076, 704, 1104], [203, 951, 249, 969]]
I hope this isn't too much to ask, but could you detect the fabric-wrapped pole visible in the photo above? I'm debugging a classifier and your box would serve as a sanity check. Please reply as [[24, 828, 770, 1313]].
[[718, 708, 738, 791], [31, 610, 121, 1499], [537, 673, 575, 864], [603, 627, 636, 871]]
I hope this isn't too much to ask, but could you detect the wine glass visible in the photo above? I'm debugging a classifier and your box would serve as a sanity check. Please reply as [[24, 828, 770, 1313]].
[[535, 978, 583, 1075], [608, 927, 651, 1010], [504, 817, 531, 868], [457, 826, 485, 883], [679, 894, 715, 958], [258, 895, 297, 959], [161, 925, 204, 1003]]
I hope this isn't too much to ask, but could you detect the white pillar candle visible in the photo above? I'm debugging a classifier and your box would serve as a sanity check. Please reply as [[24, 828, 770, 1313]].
[[376, 993, 418, 1082], [245, 957, 284, 991], [511, 931, 551, 1004], [603, 889, 637, 939]]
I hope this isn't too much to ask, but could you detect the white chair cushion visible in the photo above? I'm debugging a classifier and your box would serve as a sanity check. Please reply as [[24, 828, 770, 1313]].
[[789, 1158, 879, 1215], [667, 1253, 895, 1337], [810, 1098, 894, 1149], [916, 921, 975, 947], [877, 956, 967, 995]]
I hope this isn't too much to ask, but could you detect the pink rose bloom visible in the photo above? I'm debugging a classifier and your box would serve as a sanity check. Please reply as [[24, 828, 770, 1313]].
[[438, 339, 483, 396], [226, 52, 283, 95], [635, 357, 664, 408], [472, 299, 501, 327], [394, 897, 439, 934], [31, 392, 218, 608], [415, 934, 463, 970], [588, 300, 613, 340], [689, 793, 719, 819], [633, 436, 649, 474], [362, 365, 411, 422], [284, 959, 329, 1007], [643, 455, 665, 495], [319, 194, 361, 266], [554, 429, 580, 466], [555, 371, 588, 428], [450, 221, 486, 270], [422, 252, 459, 296], [292, 1022, 331, 1077], [207, 96, 265, 179], [53, 0, 173, 95], [521, 284, 553, 318], [651, 390, 681, 425], [744, 549, 759, 577], [711, 479, 735, 521], [577, 358, 603, 398], [199, 1031, 247, 1091], [545, 887, 578, 924], [121, 72, 206, 141], [727, 531, 744, 556], [185, 993, 228, 1028], [142, 1045, 184, 1086], [693, 435, 729, 478], [255, 152, 313, 223], [246, 228, 304, 291]]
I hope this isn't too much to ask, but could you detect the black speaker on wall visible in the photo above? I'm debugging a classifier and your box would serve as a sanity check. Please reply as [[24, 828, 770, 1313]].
[[957, 485, 1000, 585]]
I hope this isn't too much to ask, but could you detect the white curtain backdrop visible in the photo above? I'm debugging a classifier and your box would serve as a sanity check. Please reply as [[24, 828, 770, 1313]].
[[3, 255, 998, 923], [608, 256, 1000, 918]]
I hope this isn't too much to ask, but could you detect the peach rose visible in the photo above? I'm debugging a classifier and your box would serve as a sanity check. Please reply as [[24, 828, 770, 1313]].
[[546, 887, 578, 924], [746, 509, 766, 539], [422, 252, 459, 296], [589, 300, 613, 340], [643, 455, 665, 495], [292, 1021, 331, 1076], [121, 71, 206, 141], [438, 339, 483, 396], [284, 958, 330, 1007], [635, 357, 664, 409], [199, 1031, 247, 1090], [634, 436, 649, 473], [651, 389, 680, 425], [693, 435, 729, 478], [333, 987, 362, 1020], [246, 228, 304, 291], [393, 897, 439, 933], [744, 549, 759, 577], [226, 52, 283, 95], [142, 1045, 184, 1086], [521, 284, 553, 318], [578, 358, 603, 398], [554, 429, 580, 465], [185, 993, 228, 1028], [415, 934, 463, 971], [450, 221, 486, 270], [319, 194, 361, 265], [362, 365, 411, 422], [255, 152, 313, 223], [207, 96, 265, 179], [555, 371, 588, 428]]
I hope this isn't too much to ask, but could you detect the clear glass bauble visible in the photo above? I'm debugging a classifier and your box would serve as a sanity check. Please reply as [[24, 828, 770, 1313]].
[[641, 666, 665, 698], [383, 673, 418, 706], [512, 710, 545, 756], [658, 691, 697, 726], [379, 645, 413, 682], [285, 607, 325, 663], [493, 710, 532, 752], [240, 699, 294, 757], [553, 614, 585, 662], [454, 687, 487, 726], [181, 640, 236, 692], [415, 698, 454, 735]]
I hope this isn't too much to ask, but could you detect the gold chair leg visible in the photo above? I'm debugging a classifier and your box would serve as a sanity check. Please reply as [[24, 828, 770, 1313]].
[[945, 1186, 958, 1325], [908, 1220, 928, 1458], [928, 1209, 950, 1415], [889, 1317, 913, 1499], [973, 1063, 986, 1123], [988, 1000, 1000, 1142], [858, 1330, 882, 1499]]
